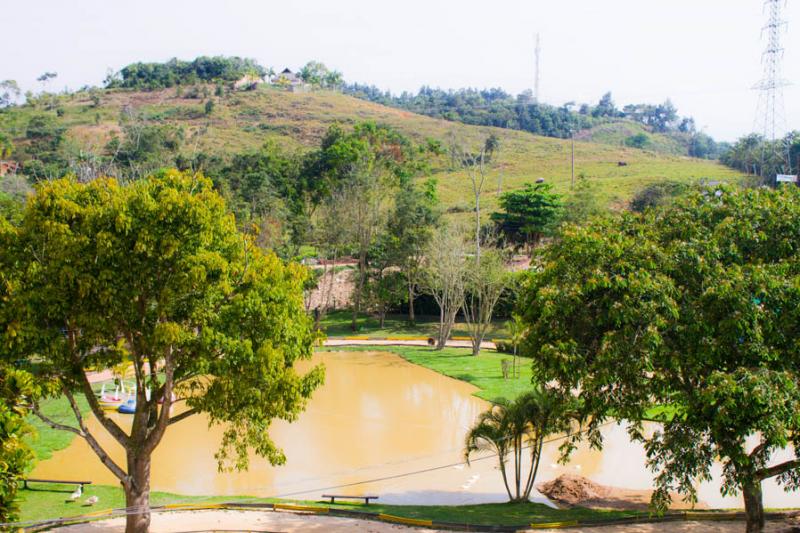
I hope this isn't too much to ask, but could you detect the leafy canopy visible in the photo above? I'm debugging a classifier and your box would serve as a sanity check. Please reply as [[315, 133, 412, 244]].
[[491, 182, 562, 250], [520, 186, 800, 512], [2, 170, 324, 472]]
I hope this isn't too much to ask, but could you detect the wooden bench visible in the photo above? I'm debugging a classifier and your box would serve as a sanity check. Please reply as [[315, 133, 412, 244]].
[[23, 478, 93, 491], [322, 494, 379, 505]]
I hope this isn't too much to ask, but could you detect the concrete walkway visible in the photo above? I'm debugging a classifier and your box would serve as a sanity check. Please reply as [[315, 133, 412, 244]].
[[322, 338, 496, 349], [86, 339, 496, 383]]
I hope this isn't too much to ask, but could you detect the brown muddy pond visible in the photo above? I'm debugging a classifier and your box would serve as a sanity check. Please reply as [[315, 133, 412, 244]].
[[33, 351, 797, 508]]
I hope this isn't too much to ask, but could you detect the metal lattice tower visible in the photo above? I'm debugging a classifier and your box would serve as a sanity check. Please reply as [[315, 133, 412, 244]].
[[534, 33, 541, 103], [754, 0, 789, 145]]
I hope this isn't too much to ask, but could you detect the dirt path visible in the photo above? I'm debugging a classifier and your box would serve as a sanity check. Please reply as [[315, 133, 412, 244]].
[[53, 509, 799, 532], [55, 509, 443, 532]]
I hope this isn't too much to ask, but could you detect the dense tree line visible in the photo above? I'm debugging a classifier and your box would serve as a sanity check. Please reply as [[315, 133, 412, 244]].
[[105, 56, 267, 90], [720, 131, 800, 182], [342, 85, 724, 158]]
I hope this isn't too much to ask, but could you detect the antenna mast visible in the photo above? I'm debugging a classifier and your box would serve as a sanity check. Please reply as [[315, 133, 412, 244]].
[[534, 33, 541, 103], [754, 0, 790, 174]]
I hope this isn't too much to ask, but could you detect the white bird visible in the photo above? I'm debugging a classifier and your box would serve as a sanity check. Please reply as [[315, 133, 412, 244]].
[[66, 485, 82, 503], [84, 496, 99, 506]]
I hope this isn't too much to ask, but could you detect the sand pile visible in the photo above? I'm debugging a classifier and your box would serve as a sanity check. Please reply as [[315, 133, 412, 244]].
[[537, 474, 611, 505], [537, 474, 704, 511]]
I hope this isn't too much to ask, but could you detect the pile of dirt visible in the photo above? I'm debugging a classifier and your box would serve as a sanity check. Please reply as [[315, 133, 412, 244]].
[[537, 474, 705, 511], [537, 474, 611, 506]]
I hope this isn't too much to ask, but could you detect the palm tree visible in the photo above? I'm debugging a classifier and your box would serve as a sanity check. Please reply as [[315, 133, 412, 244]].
[[465, 389, 577, 502]]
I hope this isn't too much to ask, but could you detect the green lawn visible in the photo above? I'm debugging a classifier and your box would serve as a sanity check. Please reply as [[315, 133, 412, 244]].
[[25, 386, 98, 462], [17, 482, 640, 526], [320, 345, 531, 402], [320, 310, 510, 340]]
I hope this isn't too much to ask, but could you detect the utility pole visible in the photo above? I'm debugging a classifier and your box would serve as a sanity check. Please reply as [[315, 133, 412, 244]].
[[534, 33, 541, 103]]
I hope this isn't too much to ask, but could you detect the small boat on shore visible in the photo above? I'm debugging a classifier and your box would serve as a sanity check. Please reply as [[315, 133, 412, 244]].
[[98, 384, 124, 410], [118, 395, 136, 414]]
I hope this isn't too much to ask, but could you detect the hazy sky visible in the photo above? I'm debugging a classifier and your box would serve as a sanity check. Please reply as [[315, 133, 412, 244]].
[[6, 0, 800, 141]]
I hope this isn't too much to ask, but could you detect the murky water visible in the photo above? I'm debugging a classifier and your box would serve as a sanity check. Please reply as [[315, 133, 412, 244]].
[[33, 351, 797, 508]]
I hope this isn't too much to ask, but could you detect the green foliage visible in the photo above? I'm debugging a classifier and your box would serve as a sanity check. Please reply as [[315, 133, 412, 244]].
[[720, 131, 800, 182], [344, 85, 713, 155], [625, 132, 650, 149], [17, 114, 68, 180], [629, 180, 689, 212], [108, 56, 266, 90], [465, 389, 577, 502], [0, 366, 36, 523], [2, 170, 324, 526], [492, 182, 562, 251], [520, 186, 800, 527], [204, 99, 215, 116], [106, 121, 183, 175], [559, 177, 607, 226], [0, 131, 13, 159], [299, 61, 343, 89]]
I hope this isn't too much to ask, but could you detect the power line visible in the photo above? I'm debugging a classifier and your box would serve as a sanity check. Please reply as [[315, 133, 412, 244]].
[[3, 421, 618, 529]]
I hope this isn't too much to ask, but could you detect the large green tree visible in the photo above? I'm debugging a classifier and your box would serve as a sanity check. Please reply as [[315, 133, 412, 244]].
[[491, 182, 562, 253], [386, 179, 441, 324], [520, 186, 800, 532], [1, 171, 324, 533]]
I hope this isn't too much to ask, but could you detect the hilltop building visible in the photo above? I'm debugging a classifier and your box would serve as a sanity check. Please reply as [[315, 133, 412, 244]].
[[272, 68, 309, 93]]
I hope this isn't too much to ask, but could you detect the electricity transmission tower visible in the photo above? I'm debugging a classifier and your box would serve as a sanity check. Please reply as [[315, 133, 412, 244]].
[[534, 33, 541, 103], [754, 0, 791, 176]]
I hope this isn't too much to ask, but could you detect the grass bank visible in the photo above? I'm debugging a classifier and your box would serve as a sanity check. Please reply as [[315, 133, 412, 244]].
[[320, 345, 530, 402], [17, 483, 639, 526]]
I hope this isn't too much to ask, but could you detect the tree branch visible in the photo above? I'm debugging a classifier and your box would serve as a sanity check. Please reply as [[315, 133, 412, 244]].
[[74, 363, 131, 447], [143, 347, 176, 455], [31, 404, 83, 436], [63, 387, 129, 483], [756, 458, 800, 481], [167, 408, 198, 426]]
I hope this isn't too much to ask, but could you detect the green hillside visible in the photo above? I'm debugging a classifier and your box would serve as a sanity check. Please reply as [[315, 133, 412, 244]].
[[0, 85, 745, 211]]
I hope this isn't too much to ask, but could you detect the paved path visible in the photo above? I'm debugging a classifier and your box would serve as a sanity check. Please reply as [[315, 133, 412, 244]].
[[323, 338, 496, 349], [86, 339, 496, 383]]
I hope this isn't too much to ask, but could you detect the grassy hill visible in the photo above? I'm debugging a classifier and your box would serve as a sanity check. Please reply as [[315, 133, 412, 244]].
[[576, 120, 688, 155], [0, 86, 745, 212]]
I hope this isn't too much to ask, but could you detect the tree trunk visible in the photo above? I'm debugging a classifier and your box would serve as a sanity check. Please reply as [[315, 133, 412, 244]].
[[407, 283, 415, 325], [124, 453, 152, 533], [379, 309, 385, 328], [743, 481, 765, 533], [472, 336, 481, 356]]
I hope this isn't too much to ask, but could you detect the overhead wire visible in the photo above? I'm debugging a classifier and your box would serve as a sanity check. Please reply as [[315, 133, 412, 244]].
[[2, 420, 618, 529]]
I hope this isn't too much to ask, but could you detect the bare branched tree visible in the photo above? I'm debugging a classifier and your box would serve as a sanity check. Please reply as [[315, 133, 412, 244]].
[[462, 249, 510, 356], [422, 224, 467, 349]]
